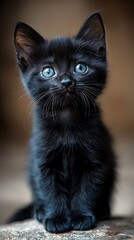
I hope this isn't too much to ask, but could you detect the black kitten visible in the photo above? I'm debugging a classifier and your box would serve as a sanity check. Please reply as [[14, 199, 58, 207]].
[[10, 12, 116, 233]]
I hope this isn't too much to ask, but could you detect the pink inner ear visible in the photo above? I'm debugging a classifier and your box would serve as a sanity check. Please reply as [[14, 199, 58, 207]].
[[16, 31, 33, 50], [15, 32, 33, 64], [15, 32, 35, 68], [76, 13, 105, 45], [90, 18, 104, 40]]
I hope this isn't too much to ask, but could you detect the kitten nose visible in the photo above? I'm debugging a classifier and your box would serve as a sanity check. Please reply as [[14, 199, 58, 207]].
[[60, 77, 73, 87]]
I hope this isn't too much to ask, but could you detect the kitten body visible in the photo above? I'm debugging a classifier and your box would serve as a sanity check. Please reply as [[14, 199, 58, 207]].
[[10, 12, 116, 233]]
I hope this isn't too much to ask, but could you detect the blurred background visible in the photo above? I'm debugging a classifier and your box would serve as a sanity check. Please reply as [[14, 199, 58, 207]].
[[0, 0, 134, 224]]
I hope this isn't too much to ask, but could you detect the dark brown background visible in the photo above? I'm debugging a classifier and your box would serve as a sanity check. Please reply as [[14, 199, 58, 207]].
[[0, 0, 134, 223]]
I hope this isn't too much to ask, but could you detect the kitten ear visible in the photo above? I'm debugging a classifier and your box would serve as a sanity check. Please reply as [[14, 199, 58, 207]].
[[14, 22, 45, 69], [76, 12, 106, 54]]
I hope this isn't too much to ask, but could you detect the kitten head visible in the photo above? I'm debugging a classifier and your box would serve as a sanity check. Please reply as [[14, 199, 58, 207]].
[[14, 12, 107, 117]]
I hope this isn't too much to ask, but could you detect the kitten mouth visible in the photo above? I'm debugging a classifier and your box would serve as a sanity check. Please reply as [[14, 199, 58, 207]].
[[65, 90, 71, 95], [63, 88, 75, 95], [60, 88, 76, 107]]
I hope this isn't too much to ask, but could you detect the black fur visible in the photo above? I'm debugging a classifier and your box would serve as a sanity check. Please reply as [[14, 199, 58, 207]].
[[10, 12, 116, 233]]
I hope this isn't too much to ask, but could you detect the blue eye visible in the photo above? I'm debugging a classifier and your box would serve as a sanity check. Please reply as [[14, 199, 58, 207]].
[[74, 63, 88, 75], [42, 67, 55, 78]]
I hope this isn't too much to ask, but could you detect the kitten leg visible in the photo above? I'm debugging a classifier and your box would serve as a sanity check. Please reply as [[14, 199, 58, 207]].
[[33, 175, 71, 233], [34, 198, 71, 233], [45, 214, 71, 233], [33, 195, 71, 233], [34, 201, 71, 233], [71, 169, 109, 230], [44, 198, 71, 233]]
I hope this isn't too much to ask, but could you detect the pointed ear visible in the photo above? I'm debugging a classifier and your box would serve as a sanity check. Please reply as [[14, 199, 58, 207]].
[[14, 22, 45, 69], [76, 12, 106, 54]]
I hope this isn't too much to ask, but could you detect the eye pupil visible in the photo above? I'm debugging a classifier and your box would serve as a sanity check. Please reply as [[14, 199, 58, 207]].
[[79, 65, 83, 71], [42, 67, 55, 78], [74, 63, 88, 74], [46, 69, 50, 74]]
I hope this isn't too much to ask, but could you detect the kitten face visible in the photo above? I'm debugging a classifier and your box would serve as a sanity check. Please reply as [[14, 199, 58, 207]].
[[14, 13, 107, 116]]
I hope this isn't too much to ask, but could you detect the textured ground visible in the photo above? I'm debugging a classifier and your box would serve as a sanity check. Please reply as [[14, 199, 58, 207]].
[[0, 218, 134, 240]]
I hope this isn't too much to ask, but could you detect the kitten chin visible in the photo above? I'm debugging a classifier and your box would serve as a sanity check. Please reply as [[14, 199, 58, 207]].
[[59, 108, 76, 122]]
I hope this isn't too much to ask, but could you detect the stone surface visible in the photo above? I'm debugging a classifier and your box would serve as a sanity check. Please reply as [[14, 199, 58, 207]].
[[0, 218, 134, 240]]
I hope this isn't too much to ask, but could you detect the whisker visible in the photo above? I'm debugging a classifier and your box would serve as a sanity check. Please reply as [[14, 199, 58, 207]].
[[51, 96, 57, 121], [81, 90, 91, 117], [12, 89, 26, 94], [42, 95, 53, 118], [24, 100, 35, 124], [36, 92, 50, 103], [85, 86, 101, 95], [77, 83, 101, 92], [14, 92, 29, 103], [72, 97, 79, 112], [82, 89, 96, 112], [79, 90, 90, 117]]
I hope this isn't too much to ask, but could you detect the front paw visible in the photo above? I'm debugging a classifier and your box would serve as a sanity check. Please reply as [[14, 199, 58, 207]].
[[44, 215, 71, 233], [71, 215, 96, 230]]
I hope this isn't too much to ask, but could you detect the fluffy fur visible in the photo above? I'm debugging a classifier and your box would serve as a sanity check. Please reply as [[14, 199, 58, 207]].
[[9, 12, 115, 233]]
